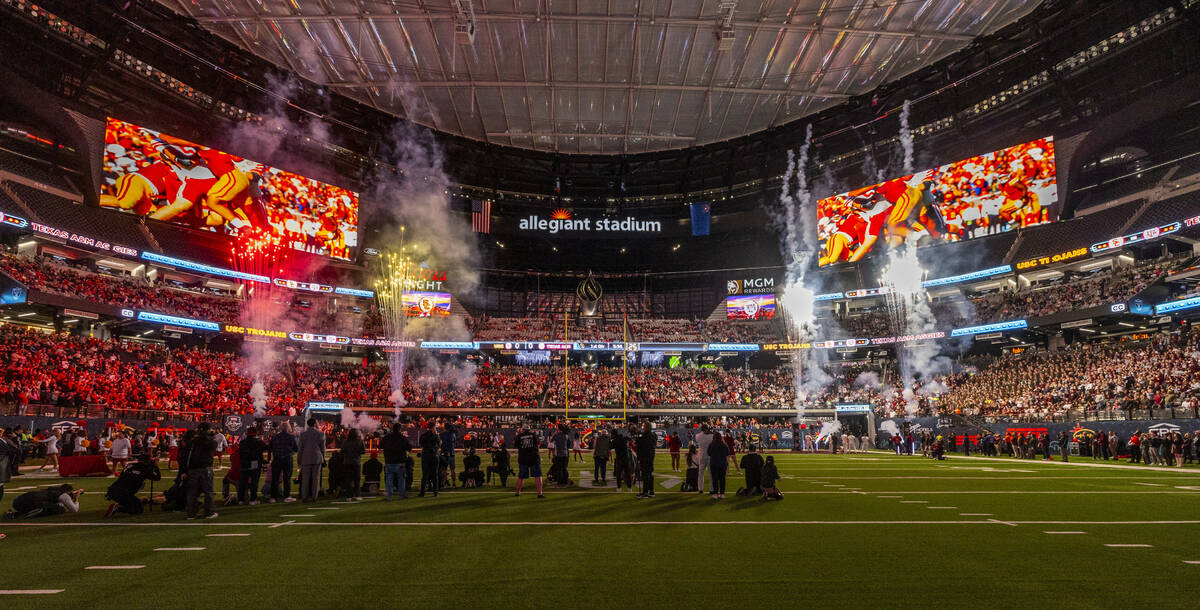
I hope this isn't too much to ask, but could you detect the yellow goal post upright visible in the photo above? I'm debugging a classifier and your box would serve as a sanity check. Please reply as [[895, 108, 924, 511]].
[[564, 312, 628, 423]]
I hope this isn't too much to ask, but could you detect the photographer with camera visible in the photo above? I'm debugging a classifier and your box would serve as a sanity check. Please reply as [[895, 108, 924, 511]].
[[104, 453, 161, 517], [6, 484, 82, 519]]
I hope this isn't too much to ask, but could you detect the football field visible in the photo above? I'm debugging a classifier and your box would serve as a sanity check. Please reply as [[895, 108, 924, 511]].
[[3, 452, 1199, 608]]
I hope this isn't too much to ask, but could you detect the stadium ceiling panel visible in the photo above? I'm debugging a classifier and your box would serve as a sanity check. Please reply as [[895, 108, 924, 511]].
[[159, 0, 1040, 154]]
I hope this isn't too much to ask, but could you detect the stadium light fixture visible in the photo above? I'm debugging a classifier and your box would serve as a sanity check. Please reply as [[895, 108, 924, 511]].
[[1118, 322, 1135, 327], [1079, 328, 1097, 333], [17, 312, 36, 318]]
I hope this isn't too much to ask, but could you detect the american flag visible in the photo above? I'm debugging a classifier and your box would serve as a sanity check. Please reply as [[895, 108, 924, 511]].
[[471, 199, 492, 233]]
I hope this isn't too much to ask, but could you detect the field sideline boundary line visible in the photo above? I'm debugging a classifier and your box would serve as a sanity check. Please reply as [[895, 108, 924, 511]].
[[5, 519, 1200, 528]]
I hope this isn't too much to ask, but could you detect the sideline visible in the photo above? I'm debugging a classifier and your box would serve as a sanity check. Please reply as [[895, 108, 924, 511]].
[[4, 519, 1200, 528]]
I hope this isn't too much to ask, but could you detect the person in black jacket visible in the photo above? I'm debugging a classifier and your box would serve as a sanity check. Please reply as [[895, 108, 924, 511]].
[[459, 448, 484, 488], [380, 423, 412, 500], [104, 453, 161, 517], [487, 442, 511, 487], [181, 423, 218, 520], [738, 445, 764, 496], [340, 429, 366, 501], [707, 433, 730, 499], [418, 423, 441, 497], [237, 428, 269, 505], [635, 422, 657, 498]]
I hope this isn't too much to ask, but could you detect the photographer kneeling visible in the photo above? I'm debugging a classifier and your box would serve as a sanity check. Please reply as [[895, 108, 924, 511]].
[[104, 453, 162, 517]]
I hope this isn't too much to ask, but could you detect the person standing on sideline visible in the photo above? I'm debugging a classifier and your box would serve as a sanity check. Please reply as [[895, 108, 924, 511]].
[[268, 422, 298, 502], [1058, 430, 1070, 462], [418, 423, 441, 497], [635, 422, 656, 498], [592, 428, 611, 485], [668, 433, 682, 472], [552, 425, 571, 486], [707, 431, 730, 499], [694, 425, 714, 495], [212, 429, 228, 469], [298, 418, 326, 503], [514, 424, 545, 498], [380, 423, 411, 500], [724, 431, 739, 473], [439, 424, 457, 488], [572, 428, 584, 463], [237, 428, 268, 505], [611, 425, 633, 491], [340, 429, 366, 500], [109, 431, 132, 472], [182, 423, 217, 519]]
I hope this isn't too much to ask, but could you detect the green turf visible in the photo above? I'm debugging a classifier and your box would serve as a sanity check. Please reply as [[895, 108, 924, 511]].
[[2, 452, 1200, 608]]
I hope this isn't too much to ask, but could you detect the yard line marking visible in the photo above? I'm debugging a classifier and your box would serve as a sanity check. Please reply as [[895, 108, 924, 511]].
[[280, 514, 315, 517], [988, 518, 1018, 527], [1183, 561, 1200, 565], [269, 520, 295, 529], [153, 547, 204, 551], [206, 533, 251, 537], [943, 454, 1200, 474], [0, 590, 64, 595], [877, 495, 902, 498], [1105, 544, 1152, 548], [85, 565, 145, 570], [7, 486, 38, 491], [1133, 482, 1164, 487], [1043, 531, 1086, 535], [927, 506, 957, 509], [900, 500, 928, 504]]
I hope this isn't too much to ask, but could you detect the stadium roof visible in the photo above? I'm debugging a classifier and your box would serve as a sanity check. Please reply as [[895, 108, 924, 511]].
[[157, 0, 1040, 154]]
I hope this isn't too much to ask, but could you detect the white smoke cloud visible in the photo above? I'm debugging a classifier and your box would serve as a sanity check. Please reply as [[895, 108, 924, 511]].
[[340, 408, 381, 436]]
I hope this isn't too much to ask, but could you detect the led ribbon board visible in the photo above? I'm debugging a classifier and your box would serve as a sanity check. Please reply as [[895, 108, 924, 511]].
[[950, 319, 1028, 337], [922, 265, 1012, 287], [1155, 296, 1200, 315], [1091, 221, 1181, 253], [136, 311, 220, 331]]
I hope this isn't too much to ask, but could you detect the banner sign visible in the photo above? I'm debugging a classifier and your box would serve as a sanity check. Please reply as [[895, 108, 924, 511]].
[[31, 221, 139, 257], [517, 212, 663, 235], [1016, 247, 1089, 270], [726, 277, 776, 295]]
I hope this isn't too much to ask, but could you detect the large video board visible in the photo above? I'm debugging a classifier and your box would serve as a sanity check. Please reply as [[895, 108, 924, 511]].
[[726, 294, 776, 320], [100, 118, 359, 260], [817, 137, 1056, 266]]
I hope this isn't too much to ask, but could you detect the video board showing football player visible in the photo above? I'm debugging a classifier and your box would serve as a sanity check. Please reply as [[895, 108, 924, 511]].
[[100, 118, 359, 260], [817, 137, 1056, 267]]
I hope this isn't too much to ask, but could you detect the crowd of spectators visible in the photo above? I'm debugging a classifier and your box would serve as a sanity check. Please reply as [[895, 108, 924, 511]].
[[941, 326, 1200, 420], [0, 252, 240, 322]]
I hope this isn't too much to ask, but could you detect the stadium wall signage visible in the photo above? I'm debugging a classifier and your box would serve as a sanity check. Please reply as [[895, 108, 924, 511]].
[[1016, 247, 1088, 270], [518, 214, 662, 235], [30, 221, 139, 257], [726, 277, 776, 295]]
